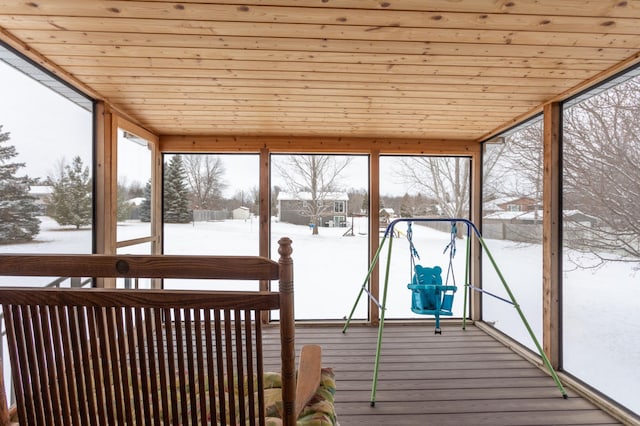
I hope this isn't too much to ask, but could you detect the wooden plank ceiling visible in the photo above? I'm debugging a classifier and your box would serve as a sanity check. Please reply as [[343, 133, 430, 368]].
[[1, 0, 640, 141]]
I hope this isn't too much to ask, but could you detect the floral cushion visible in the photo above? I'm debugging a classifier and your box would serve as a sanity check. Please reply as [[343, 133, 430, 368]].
[[144, 368, 337, 425], [264, 368, 338, 426]]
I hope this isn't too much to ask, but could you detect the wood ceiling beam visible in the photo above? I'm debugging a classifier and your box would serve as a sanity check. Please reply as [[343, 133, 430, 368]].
[[160, 135, 478, 155]]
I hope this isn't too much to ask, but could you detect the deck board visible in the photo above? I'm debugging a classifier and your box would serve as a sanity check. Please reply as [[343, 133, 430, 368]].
[[264, 323, 622, 425]]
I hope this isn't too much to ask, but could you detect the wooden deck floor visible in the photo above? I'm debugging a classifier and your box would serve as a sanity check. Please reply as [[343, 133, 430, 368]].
[[263, 323, 622, 426]]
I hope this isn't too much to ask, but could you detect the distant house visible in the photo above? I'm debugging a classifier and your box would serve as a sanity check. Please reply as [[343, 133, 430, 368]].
[[232, 206, 251, 220], [28, 185, 53, 215], [379, 207, 396, 225], [563, 210, 598, 227], [485, 196, 540, 213], [277, 192, 348, 227], [379, 207, 395, 219]]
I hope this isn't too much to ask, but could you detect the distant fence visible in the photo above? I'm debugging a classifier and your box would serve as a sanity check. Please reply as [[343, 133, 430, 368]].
[[417, 220, 602, 246], [193, 209, 230, 222], [482, 223, 542, 242], [413, 219, 543, 243]]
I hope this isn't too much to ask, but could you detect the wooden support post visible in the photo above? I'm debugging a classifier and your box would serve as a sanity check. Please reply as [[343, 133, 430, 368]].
[[543, 102, 562, 369], [150, 138, 163, 257], [260, 147, 271, 324], [369, 151, 380, 325], [94, 102, 117, 288], [469, 147, 483, 321]]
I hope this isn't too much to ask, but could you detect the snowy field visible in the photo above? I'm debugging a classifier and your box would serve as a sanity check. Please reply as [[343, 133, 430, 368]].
[[0, 216, 638, 414]]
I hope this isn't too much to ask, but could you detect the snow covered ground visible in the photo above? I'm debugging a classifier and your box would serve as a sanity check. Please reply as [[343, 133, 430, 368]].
[[0, 216, 638, 414]]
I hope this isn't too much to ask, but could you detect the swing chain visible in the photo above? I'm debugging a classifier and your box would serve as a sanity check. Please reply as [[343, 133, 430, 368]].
[[407, 222, 420, 260], [443, 221, 457, 258], [443, 221, 457, 286]]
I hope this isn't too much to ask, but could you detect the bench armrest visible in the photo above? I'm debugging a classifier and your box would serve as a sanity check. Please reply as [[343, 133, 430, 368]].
[[294, 345, 322, 419]]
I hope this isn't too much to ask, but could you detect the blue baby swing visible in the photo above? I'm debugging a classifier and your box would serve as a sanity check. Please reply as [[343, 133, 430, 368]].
[[342, 217, 568, 406], [406, 221, 458, 334]]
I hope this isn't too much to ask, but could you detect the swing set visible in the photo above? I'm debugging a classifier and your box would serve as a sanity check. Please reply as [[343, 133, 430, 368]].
[[342, 217, 567, 406]]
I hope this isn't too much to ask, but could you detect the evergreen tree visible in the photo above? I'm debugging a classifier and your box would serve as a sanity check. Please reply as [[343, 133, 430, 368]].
[[400, 193, 412, 218], [0, 126, 40, 243], [116, 182, 132, 222], [163, 155, 191, 223], [48, 156, 92, 229], [139, 180, 152, 222]]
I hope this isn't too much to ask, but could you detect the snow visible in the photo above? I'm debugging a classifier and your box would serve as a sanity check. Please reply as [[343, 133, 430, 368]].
[[0, 216, 638, 414]]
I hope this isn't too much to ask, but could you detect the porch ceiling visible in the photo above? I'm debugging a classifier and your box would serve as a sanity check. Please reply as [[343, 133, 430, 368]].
[[1, 1, 640, 141]]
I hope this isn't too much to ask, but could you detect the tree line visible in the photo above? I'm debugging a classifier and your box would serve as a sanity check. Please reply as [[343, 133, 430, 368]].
[[138, 154, 252, 224]]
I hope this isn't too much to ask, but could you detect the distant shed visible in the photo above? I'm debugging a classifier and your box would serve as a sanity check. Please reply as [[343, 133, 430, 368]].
[[233, 206, 251, 220]]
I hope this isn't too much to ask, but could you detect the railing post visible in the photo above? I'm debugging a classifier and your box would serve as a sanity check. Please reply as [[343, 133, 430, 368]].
[[277, 237, 296, 426]]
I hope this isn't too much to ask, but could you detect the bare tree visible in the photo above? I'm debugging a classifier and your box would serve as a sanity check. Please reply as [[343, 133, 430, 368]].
[[563, 77, 640, 265], [347, 188, 367, 216], [275, 155, 352, 235], [396, 156, 470, 219], [486, 120, 543, 203], [248, 185, 260, 214], [183, 155, 226, 209], [482, 140, 511, 203], [494, 120, 544, 226]]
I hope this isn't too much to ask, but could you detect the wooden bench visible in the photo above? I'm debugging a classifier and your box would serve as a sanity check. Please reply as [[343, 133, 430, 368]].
[[0, 237, 325, 426]]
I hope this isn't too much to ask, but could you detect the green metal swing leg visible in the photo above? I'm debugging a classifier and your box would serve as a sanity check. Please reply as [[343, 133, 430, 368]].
[[370, 235, 395, 406], [477, 235, 568, 398]]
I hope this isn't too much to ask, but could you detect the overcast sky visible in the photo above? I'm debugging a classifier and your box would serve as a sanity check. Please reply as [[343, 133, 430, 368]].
[[0, 61, 92, 181]]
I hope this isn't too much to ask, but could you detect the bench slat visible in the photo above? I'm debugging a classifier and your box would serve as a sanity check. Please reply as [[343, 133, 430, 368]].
[[0, 288, 280, 310], [0, 254, 279, 280]]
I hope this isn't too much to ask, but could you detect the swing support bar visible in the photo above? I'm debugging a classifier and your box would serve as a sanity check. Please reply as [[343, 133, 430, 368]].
[[342, 217, 567, 406]]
